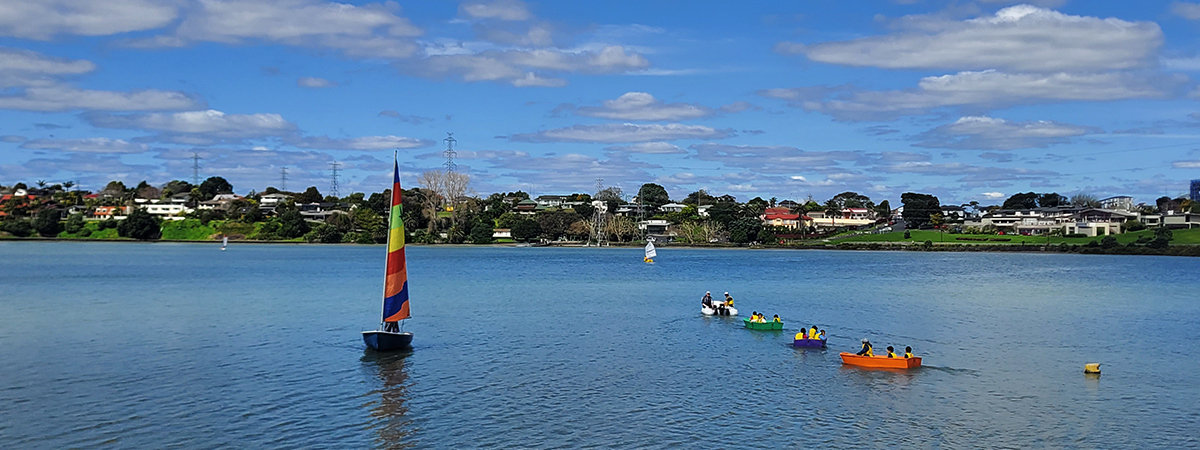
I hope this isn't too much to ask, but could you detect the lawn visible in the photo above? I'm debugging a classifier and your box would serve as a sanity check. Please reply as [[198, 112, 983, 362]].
[[160, 219, 217, 240], [831, 228, 1200, 245]]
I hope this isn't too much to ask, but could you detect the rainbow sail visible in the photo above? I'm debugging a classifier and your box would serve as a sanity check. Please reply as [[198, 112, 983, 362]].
[[381, 158, 410, 323]]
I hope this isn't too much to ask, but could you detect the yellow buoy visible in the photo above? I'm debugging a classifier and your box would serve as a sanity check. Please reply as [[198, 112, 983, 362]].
[[1084, 363, 1101, 374]]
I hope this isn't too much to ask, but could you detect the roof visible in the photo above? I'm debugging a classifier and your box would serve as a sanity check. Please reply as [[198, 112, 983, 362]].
[[765, 213, 800, 220]]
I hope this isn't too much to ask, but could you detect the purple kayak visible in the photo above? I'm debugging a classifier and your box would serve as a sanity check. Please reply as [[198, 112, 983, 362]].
[[793, 338, 827, 348]]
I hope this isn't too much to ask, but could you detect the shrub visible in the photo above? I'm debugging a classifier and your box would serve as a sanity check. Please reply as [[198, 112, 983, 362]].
[[903, 230, 911, 239], [32, 209, 63, 237], [1100, 235, 1118, 249], [117, 209, 162, 240], [1064, 233, 1087, 238]]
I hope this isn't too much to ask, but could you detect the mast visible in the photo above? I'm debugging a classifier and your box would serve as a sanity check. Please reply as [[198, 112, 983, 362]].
[[380, 153, 394, 325]]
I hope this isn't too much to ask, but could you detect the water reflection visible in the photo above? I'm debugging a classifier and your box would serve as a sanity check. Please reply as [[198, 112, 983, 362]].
[[361, 350, 416, 450]]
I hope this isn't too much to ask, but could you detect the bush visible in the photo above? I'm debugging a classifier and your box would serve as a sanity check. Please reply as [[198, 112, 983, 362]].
[[117, 209, 162, 240], [303, 223, 342, 243], [32, 209, 63, 237], [1, 220, 32, 237], [903, 230, 911, 239], [511, 219, 541, 242], [64, 213, 85, 234], [1064, 233, 1087, 238], [99, 218, 118, 230], [1124, 219, 1147, 232], [469, 224, 494, 244], [1100, 235, 1118, 249], [923, 240, 933, 249]]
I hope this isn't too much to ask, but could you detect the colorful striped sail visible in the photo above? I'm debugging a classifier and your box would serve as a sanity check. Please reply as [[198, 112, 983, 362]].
[[382, 158, 410, 323]]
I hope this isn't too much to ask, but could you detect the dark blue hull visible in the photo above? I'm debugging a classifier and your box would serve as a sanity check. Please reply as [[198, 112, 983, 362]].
[[362, 331, 413, 351]]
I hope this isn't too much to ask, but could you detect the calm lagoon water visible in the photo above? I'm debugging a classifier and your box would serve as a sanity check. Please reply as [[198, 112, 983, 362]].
[[2, 242, 1199, 448]]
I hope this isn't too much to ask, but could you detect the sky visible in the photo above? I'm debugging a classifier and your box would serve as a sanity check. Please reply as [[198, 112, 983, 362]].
[[1, 0, 1199, 206]]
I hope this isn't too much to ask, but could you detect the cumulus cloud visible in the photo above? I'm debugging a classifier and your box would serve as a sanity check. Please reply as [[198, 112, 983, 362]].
[[0, 85, 203, 112], [602, 142, 686, 154], [121, 0, 422, 59], [785, 5, 1162, 72], [288, 135, 434, 150], [296, 76, 336, 88], [508, 123, 733, 143], [0, 0, 178, 40], [0, 47, 95, 88], [782, 70, 1179, 121], [573, 92, 714, 121], [1174, 160, 1200, 168], [914, 116, 1100, 150], [400, 45, 648, 87], [980, 191, 1006, 199], [459, 0, 532, 21], [84, 110, 296, 143], [1171, 2, 1200, 20], [20, 137, 149, 153]]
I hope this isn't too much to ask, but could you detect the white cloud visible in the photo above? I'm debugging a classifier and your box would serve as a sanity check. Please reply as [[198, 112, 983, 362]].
[[20, 137, 149, 153], [795, 71, 1177, 121], [85, 110, 296, 140], [0, 85, 202, 112], [297, 76, 336, 88], [0, 47, 95, 87], [914, 116, 1099, 150], [402, 45, 648, 87], [1173, 160, 1200, 168], [289, 135, 434, 150], [981, 191, 1006, 199], [122, 0, 422, 59], [602, 142, 686, 154], [459, 0, 531, 21], [1171, 2, 1200, 20], [509, 123, 733, 143], [788, 5, 1162, 72], [690, 143, 866, 174], [574, 92, 714, 121], [0, 0, 178, 40]]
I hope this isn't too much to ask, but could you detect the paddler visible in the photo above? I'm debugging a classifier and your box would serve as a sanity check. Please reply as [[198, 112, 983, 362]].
[[724, 292, 734, 307], [818, 329, 826, 340], [855, 338, 873, 356], [904, 346, 914, 358], [886, 346, 897, 358], [773, 314, 781, 323], [796, 329, 807, 340], [809, 325, 818, 340]]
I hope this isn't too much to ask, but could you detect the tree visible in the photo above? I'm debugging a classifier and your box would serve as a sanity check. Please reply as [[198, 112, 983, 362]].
[[744, 197, 769, 216], [595, 186, 623, 214], [756, 227, 775, 244], [198, 177, 233, 200], [469, 222, 494, 244], [1037, 192, 1066, 208], [876, 200, 891, 219], [297, 186, 323, 204], [900, 192, 941, 229], [637, 183, 670, 208], [604, 215, 638, 242], [1, 220, 32, 237], [511, 219, 542, 242], [706, 202, 739, 228], [418, 171, 445, 233], [566, 220, 591, 240], [64, 213, 85, 234], [276, 206, 310, 238], [1070, 193, 1100, 208], [32, 208, 63, 237], [573, 202, 595, 219], [536, 211, 581, 241], [1002, 192, 1039, 210], [683, 189, 714, 206], [828, 192, 875, 211], [304, 223, 343, 243], [117, 208, 161, 240], [728, 216, 762, 244], [1100, 235, 1118, 249], [326, 212, 354, 232]]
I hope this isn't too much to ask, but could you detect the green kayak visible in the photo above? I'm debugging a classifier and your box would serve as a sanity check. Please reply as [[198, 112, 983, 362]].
[[743, 319, 783, 330]]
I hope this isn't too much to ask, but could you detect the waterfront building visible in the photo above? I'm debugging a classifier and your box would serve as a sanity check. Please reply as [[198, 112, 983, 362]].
[[1099, 196, 1134, 211], [1191, 179, 1200, 202]]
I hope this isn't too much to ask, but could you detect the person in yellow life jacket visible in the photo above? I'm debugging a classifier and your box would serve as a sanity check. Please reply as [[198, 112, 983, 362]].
[[724, 292, 734, 307], [904, 346, 914, 358], [750, 311, 758, 322], [886, 346, 897, 358], [809, 325, 818, 340], [818, 329, 826, 340], [855, 339, 873, 356], [795, 330, 806, 340], [773, 314, 781, 323]]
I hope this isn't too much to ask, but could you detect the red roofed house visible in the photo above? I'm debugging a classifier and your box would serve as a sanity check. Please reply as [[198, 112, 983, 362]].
[[761, 207, 812, 230]]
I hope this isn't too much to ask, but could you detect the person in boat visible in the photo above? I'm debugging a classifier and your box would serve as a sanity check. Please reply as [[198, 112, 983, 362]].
[[773, 314, 781, 323], [886, 346, 897, 358], [809, 325, 818, 340], [724, 292, 734, 307], [904, 346, 914, 358], [818, 329, 826, 340], [856, 339, 873, 356], [384, 321, 399, 333], [702, 291, 713, 309], [796, 329, 807, 340]]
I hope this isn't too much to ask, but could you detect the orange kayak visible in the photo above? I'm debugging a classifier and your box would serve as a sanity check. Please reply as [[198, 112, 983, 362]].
[[839, 352, 922, 369]]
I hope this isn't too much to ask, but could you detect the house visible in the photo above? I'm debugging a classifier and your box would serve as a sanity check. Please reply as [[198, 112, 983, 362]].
[[1099, 196, 1134, 211], [1163, 210, 1200, 229], [534, 195, 569, 208], [809, 208, 876, 230], [659, 203, 687, 213], [92, 206, 128, 219], [697, 205, 712, 217], [777, 200, 799, 210], [515, 199, 538, 215], [259, 193, 290, 207], [760, 207, 810, 230], [143, 199, 191, 220], [940, 205, 966, 223], [197, 194, 244, 211], [1066, 208, 1138, 236], [492, 228, 512, 239], [638, 219, 671, 235]]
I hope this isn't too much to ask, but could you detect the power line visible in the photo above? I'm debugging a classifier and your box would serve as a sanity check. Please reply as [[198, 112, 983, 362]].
[[443, 132, 457, 173], [280, 167, 288, 192], [191, 153, 202, 186]]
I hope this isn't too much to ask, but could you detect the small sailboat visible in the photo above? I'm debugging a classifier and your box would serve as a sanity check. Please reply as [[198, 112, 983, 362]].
[[221, 235, 228, 251], [362, 156, 414, 351], [644, 239, 656, 263]]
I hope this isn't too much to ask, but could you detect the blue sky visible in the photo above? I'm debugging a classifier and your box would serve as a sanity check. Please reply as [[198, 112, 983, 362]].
[[1, 0, 1199, 205]]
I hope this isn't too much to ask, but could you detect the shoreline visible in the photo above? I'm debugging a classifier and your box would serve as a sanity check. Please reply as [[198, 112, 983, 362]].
[[3, 236, 1197, 256]]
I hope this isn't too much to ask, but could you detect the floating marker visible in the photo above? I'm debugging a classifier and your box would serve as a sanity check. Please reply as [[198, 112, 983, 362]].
[[1084, 363, 1101, 374]]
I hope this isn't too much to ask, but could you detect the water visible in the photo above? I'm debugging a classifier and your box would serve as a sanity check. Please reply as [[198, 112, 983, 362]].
[[2, 242, 1199, 448]]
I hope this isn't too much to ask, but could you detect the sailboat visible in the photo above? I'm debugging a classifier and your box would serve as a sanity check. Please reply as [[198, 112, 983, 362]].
[[221, 235, 228, 251], [644, 239, 656, 263], [362, 156, 414, 351]]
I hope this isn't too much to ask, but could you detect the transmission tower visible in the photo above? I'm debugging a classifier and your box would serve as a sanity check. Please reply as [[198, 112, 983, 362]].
[[329, 161, 340, 199], [280, 167, 288, 192], [443, 132, 457, 172], [592, 178, 607, 247], [191, 153, 202, 186]]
